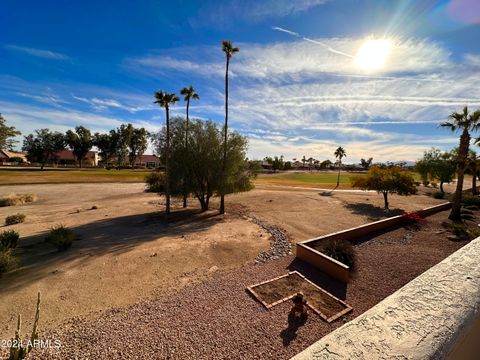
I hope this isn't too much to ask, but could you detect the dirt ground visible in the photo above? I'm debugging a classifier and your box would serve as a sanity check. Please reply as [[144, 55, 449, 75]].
[[0, 183, 271, 339], [26, 210, 470, 360], [0, 182, 449, 341]]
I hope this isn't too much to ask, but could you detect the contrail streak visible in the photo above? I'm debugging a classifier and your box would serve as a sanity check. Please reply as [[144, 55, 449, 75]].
[[302, 37, 354, 58], [272, 26, 354, 58]]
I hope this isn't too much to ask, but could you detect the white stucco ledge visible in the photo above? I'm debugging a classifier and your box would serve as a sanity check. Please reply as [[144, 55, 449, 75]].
[[290, 236, 480, 360]]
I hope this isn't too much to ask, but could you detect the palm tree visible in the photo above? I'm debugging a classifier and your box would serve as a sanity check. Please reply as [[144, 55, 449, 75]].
[[441, 106, 480, 221], [334, 146, 346, 189], [154, 90, 180, 215], [180, 86, 200, 208], [219, 40, 239, 215]]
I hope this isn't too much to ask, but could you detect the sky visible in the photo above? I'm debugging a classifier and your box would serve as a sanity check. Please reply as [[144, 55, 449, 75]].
[[1, 0, 480, 163]]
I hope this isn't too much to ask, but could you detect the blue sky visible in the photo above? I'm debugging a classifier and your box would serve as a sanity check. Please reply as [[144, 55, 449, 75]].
[[1, 0, 480, 162]]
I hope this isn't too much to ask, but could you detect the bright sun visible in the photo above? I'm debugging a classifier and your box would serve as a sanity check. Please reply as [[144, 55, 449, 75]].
[[355, 39, 392, 71]]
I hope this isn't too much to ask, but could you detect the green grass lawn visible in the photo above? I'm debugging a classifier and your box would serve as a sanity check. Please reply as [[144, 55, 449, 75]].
[[0, 168, 153, 185], [255, 171, 365, 188]]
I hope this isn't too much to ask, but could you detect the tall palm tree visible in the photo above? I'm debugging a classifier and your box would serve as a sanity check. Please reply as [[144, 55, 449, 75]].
[[441, 106, 480, 221], [180, 85, 200, 208], [219, 40, 239, 215], [154, 90, 179, 215], [334, 146, 346, 189]]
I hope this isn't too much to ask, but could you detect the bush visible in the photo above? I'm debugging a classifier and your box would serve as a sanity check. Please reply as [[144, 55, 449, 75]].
[[5, 213, 26, 226], [0, 193, 37, 207], [402, 211, 425, 223], [322, 239, 356, 271], [431, 182, 438, 188], [0, 249, 19, 277], [145, 172, 165, 193], [0, 229, 19, 250], [422, 180, 430, 186], [432, 191, 445, 199], [460, 194, 480, 207], [46, 225, 74, 251]]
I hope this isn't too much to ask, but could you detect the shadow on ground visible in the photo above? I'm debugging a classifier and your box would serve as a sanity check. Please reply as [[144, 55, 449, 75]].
[[1, 208, 222, 292], [287, 258, 347, 300], [343, 202, 403, 221], [280, 312, 308, 346]]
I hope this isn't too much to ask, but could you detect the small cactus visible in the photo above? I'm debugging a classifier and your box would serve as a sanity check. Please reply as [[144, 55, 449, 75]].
[[9, 292, 40, 360]]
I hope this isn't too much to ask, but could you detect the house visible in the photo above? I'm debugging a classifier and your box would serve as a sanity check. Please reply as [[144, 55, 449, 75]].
[[106, 154, 161, 168], [54, 150, 100, 166], [135, 155, 161, 168], [0, 150, 29, 164]]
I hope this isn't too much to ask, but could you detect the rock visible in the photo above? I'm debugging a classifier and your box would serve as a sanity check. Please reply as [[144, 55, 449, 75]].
[[208, 266, 218, 273]]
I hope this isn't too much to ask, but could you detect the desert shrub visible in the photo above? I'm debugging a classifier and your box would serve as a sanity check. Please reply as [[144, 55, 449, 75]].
[[431, 182, 438, 188], [432, 191, 445, 199], [5, 213, 26, 226], [448, 223, 480, 239], [0, 249, 19, 277], [46, 225, 74, 251], [422, 180, 430, 186], [462, 195, 480, 207], [414, 181, 421, 186], [145, 172, 165, 193], [0, 193, 37, 207], [0, 229, 19, 250], [322, 239, 356, 271]]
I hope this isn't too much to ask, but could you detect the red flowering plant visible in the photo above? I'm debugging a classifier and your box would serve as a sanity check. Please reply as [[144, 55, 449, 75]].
[[402, 211, 426, 224]]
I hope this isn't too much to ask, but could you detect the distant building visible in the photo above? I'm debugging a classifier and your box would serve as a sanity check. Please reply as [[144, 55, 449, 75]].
[[54, 150, 100, 166], [107, 154, 161, 168], [135, 155, 161, 168], [0, 150, 29, 164]]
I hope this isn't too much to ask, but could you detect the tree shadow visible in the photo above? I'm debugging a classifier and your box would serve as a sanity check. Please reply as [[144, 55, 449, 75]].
[[1, 208, 221, 293], [280, 312, 308, 346], [343, 202, 403, 221], [287, 258, 347, 300]]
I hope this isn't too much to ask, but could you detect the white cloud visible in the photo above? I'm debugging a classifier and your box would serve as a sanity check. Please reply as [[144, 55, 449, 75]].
[[5, 45, 69, 60], [193, 0, 329, 26], [71, 95, 147, 112]]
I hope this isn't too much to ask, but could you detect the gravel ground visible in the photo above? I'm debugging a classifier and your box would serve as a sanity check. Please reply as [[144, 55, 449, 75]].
[[3, 210, 470, 360]]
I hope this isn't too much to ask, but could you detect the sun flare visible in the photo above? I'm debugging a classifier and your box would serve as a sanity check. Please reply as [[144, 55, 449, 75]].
[[355, 39, 392, 71]]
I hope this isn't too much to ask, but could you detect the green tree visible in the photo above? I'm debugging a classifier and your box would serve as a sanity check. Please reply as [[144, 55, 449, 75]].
[[441, 106, 480, 221], [467, 150, 479, 195], [414, 159, 431, 185], [128, 127, 149, 167], [22, 129, 65, 170], [431, 151, 457, 194], [65, 126, 93, 168], [115, 124, 133, 166], [320, 160, 332, 169], [93, 131, 119, 166], [152, 118, 254, 211], [351, 166, 417, 209], [334, 146, 346, 189], [0, 114, 21, 150], [360, 157, 373, 170], [180, 85, 200, 208], [220, 40, 239, 215], [302, 155, 306, 169], [154, 91, 179, 215]]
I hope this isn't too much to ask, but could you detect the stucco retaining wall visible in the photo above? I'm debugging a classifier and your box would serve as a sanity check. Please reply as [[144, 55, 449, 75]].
[[296, 202, 452, 282]]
